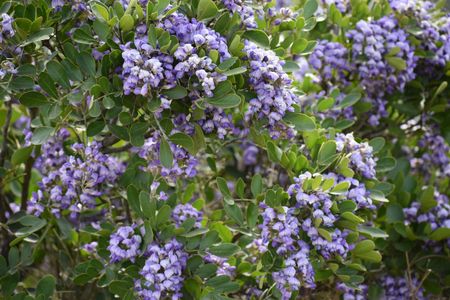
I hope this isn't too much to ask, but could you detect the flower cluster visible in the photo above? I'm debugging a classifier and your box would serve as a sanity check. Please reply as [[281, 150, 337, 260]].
[[271, 241, 315, 300], [380, 276, 426, 300], [27, 141, 124, 217], [222, 0, 257, 28], [243, 40, 298, 138], [51, 0, 87, 12], [336, 133, 377, 179], [347, 16, 417, 97], [308, 40, 351, 87], [136, 131, 198, 181], [171, 203, 203, 228], [410, 131, 450, 179], [33, 128, 70, 174], [203, 253, 236, 277], [336, 283, 368, 300], [108, 225, 142, 263], [404, 189, 450, 231], [389, 0, 450, 72], [136, 238, 188, 300], [0, 13, 14, 43]]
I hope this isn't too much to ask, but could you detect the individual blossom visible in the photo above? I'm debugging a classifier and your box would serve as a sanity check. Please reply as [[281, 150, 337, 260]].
[[272, 241, 315, 300], [204, 253, 236, 277], [108, 225, 142, 263], [51, 0, 87, 12], [0, 13, 14, 43], [335, 133, 377, 179], [380, 276, 427, 300], [136, 131, 198, 182], [321, 0, 350, 13], [171, 203, 203, 228], [0, 60, 16, 79], [243, 40, 298, 138], [135, 238, 188, 300]]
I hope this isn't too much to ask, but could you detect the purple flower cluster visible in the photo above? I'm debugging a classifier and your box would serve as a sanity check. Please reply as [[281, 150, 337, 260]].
[[389, 0, 450, 72], [28, 141, 124, 218], [272, 241, 315, 300], [0, 61, 17, 80], [336, 283, 368, 300], [33, 128, 70, 174], [256, 203, 316, 298], [108, 225, 142, 263], [136, 131, 198, 181], [287, 172, 374, 259], [335, 133, 377, 179], [321, 0, 350, 13], [51, 0, 87, 12], [203, 253, 236, 277], [0, 14, 14, 43], [308, 40, 351, 87], [222, 0, 257, 28], [171, 203, 203, 228], [243, 40, 298, 138], [258, 203, 300, 255], [347, 16, 417, 97], [380, 276, 426, 300], [404, 189, 450, 231], [268, 7, 298, 26], [410, 132, 450, 179], [136, 238, 188, 300]]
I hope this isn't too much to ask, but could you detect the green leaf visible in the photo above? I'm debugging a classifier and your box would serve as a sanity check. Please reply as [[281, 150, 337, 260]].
[[352, 240, 375, 255], [46, 61, 70, 88], [303, 0, 318, 18], [317, 141, 337, 165], [127, 185, 143, 216], [31, 127, 55, 145], [419, 186, 437, 212], [159, 137, 173, 168], [36, 275, 56, 299], [355, 250, 382, 263], [430, 228, 450, 241], [162, 85, 187, 99], [375, 157, 396, 173], [330, 181, 350, 195], [38, 72, 58, 98], [386, 56, 407, 71], [242, 30, 270, 47], [11, 147, 33, 166], [156, 205, 172, 226], [283, 112, 316, 131], [19, 92, 48, 107], [224, 204, 244, 226], [338, 92, 361, 108], [207, 93, 241, 109], [197, 0, 218, 20], [76, 52, 96, 77], [369, 137, 385, 153], [209, 243, 240, 257], [341, 212, 364, 224], [251, 174, 263, 197], [291, 38, 308, 54], [358, 225, 388, 239], [9, 76, 34, 90], [222, 67, 247, 76], [217, 57, 238, 71], [386, 203, 404, 223], [87, 120, 105, 137], [216, 177, 231, 198], [22, 28, 53, 46], [169, 133, 195, 154], [120, 14, 134, 32], [247, 203, 258, 228]]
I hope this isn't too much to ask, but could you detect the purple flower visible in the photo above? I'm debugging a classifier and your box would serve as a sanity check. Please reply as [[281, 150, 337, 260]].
[[108, 225, 142, 263], [335, 133, 377, 179], [380, 276, 427, 300], [336, 283, 368, 300], [171, 203, 203, 228], [136, 238, 188, 300], [203, 253, 236, 277], [0, 14, 15, 43]]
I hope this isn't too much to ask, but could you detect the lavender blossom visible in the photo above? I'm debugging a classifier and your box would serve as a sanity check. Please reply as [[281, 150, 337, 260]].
[[0, 14, 14, 43], [336, 283, 368, 300], [136, 238, 188, 300], [108, 225, 142, 263], [380, 276, 427, 300], [204, 253, 236, 277], [335, 133, 377, 179], [171, 203, 203, 228]]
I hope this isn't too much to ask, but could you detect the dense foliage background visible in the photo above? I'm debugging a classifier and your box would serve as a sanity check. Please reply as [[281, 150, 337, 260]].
[[0, 0, 449, 299]]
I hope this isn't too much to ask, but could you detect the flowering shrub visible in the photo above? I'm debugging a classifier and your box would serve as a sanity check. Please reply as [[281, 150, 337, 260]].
[[0, 0, 449, 299]]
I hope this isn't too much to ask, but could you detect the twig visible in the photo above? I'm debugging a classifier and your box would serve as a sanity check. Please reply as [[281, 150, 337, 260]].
[[0, 100, 12, 166], [20, 155, 35, 210]]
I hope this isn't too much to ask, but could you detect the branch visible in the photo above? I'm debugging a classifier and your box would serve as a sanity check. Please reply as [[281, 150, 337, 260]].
[[20, 156, 35, 210]]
